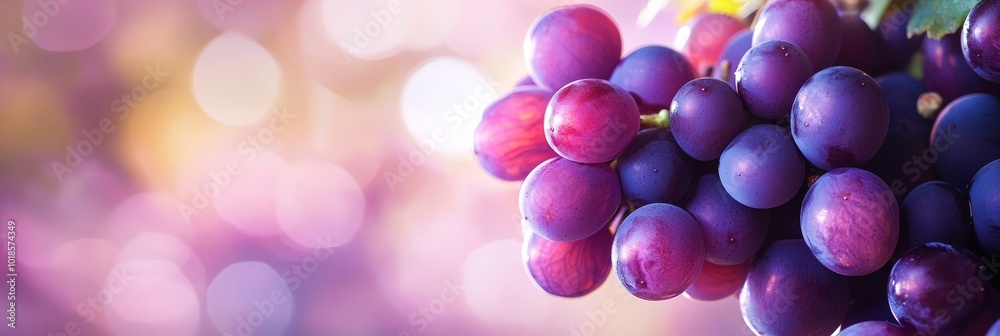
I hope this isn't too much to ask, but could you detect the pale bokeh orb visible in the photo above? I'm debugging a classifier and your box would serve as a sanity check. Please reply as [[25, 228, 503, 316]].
[[462, 239, 554, 326], [213, 150, 290, 237], [207, 261, 294, 336], [104, 260, 201, 336], [275, 163, 365, 248], [401, 56, 496, 156], [193, 32, 281, 126], [21, 0, 117, 52]]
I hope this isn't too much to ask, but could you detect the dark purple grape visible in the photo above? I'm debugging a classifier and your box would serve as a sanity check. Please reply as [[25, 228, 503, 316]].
[[961, 288, 1000, 336], [524, 5, 622, 92], [719, 124, 805, 209], [683, 173, 769, 265], [801, 168, 898, 276], [930, 93, 1000, 188], [991, 321, 1000, 336], [843, 261, 895, 328], [863, 72, 934, 200], [609, 46, 696, 114], [740, 239, 849, 336], [683, 259, 751, 301], [962, 0, 1000, 83], [878, 9, 924, 73], [736, 39, 814, 119], [670, 77, 746, 161], [712, 29, 752, 89], [752, 0, 843, 70], [519, 158, 621, 242], [612, 203, 704, 301], [544, 79, 640, 163], [899, 181, 974, 254], [791, 66, 889, 170], [838, 321, 908, 336], [523, 227, 612, 297], [473, 88, 557, 181], [888, 243, 988, 335], [835, 13, 886, 75], [675, 13, 748, 76], [970, 159, 1000, 255], [924, 33, 1000, 103], [764, 185, 805, 246], [616, 128, 694, 206]]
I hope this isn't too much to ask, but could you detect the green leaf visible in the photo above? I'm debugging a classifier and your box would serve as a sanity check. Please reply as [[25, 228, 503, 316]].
[[906, 0, 979, 40], [861, 0, 893, 29]]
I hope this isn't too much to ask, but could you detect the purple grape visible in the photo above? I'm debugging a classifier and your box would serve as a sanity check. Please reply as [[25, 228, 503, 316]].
[[524, 5, 622, 92], [863, 72, 933, 200], [752, 0, 843, 70], [612, 203, 704, 301], [682, 173, 769, 265], [544, 79, 640, 163], [616, 128, 694, 206], [888, 243, 988, 335], [801, 168, 898, 276], [924, 33, 1000, 103], [764, 185, 806, 246], [519, 158, 621, 242], [992, 321, 1000, 336], [835, 13, 886, 75], [670, 77, 746, 161], [962, 0, 1000, 83], [609, 46, 696, 114], [712, 29, 752, 89], [878, 9, 924, 73], [930, 93, 1000, 188], [970, 159, 1000, 255], [791, 66, 890, 170], [683, 259, 751, 301], [962, 290, 1000, 336], [522, 227, 612, 297], [736, 39, 814, 119], [675, 13, 748, 76], [473, 88, 557, 181], [899, 181, 974, 254], [838, 321, 908, 336], [719, 124, 805, 209], [740, 239, 849, 336]]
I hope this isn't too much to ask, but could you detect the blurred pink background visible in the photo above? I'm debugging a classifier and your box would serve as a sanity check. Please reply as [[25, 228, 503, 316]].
[[0, 0, 753, 334]]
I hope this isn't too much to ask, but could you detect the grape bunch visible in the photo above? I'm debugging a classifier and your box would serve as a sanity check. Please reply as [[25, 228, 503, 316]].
[[472, 2, 1000, 335]]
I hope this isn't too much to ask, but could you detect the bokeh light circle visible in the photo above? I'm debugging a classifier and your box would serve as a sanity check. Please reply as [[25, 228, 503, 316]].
[[21, 0, 117, 52], [193, 32, 281, 126], [276, 163, 365, 248], [462, 239, 554, 326], [214, 150, 290, 237], [401, 56, 496, 155], [207, 261, 294, 336], [104, 260, 201, 336]]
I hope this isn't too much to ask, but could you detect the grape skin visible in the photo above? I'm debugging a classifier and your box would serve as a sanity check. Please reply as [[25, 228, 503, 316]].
[[862, 72, 933, 200], [962, 0, 1000, 83], [719, 124, 805, 209], [519, 158, 621, 242], [887, 243, 988, 335], [898, 181, 974, 255], [616, 128, 694, 206], [524, 5, 622, 92], [670, 77, 746, 161], [544, 79, 640, 164], [675, 13, 748, 76], [712, 29, 752, 89], [791, 66, 889, 170], [800, 168, 898, 276], [930, 93, 1000, 189], [609, 45, 696, 114], [752, 0, 843, 70], [970, 159, 1000, 255], [473, 88, 556, 181], [736, 39, 814, 120], [523, 228, 612, 298], [837, 321, 907, 336], [682, 173, 769, 265], [835, 13, 887, 76], [683, 259, 752, 302], [924, 33, 1000, 103], [612, 203, 704, 301], [740, 239, 848, 336]]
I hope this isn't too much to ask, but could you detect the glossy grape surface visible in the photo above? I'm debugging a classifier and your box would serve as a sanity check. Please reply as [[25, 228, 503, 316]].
[[616, 128, 694, 206], [523, 228, 612, 297], [524, 5, 622, 92], [519, 158, 621, 242], [670, 77, 746, 161], [613, 203, 704, 301], [544, 79, 640, 163], [473, 88, 556, 181]]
